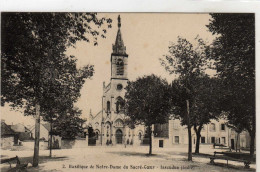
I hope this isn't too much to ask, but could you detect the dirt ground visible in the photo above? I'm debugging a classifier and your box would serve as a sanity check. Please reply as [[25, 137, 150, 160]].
[[0, 145, 256, 172]]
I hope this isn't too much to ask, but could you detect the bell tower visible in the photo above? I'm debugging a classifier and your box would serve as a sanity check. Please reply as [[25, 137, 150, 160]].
[[98, 15, 145, 146], [111, 15, 128, 80]]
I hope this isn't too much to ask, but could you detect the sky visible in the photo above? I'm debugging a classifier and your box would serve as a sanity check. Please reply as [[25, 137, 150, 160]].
[[1, 13, 216, 126]]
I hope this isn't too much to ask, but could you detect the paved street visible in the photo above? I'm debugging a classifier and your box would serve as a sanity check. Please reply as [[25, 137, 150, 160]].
[[1, 145, 256, 172]]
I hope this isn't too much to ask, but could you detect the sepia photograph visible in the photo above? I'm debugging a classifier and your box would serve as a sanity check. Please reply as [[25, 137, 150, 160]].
[[0, 10, 257, 172]]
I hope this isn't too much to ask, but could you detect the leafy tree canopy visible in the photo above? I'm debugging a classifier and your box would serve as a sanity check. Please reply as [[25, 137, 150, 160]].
[[52, 107, 85, 139], [125, 74, 172, 155], [1, 13, 112, 117], [170, 75, 222, 125], [125, 75, 171, 126], [161, 37, 211, 119], [207, 13, 255, 155], [207, 13, 255, 134], [161, 37, 215, 156]]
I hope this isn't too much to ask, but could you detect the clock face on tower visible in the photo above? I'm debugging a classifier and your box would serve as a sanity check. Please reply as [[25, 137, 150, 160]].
[[117, 84, 123, 91]]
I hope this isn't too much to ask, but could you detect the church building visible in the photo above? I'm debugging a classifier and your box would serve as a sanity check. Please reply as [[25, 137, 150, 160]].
[[88, 15, 250, 150], [88, 15, 145, 146]]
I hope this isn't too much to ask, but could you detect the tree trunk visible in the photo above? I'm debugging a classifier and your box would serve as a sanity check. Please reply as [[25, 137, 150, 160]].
[[236, 132, 239, 152], [194, 124, 202, 154], [195, 131, 201, 154], [33, 103, 40, 167], [250, 132, 255, 157], [49, 119, 53, 157], [188, 126, 192, 161], [148, 125, 152, 155], [186, 100, 192, 161], [238, 133, 241, 152]]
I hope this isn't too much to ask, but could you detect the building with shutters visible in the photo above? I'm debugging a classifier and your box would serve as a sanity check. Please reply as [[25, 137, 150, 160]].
[[152, 118, 251, 149]]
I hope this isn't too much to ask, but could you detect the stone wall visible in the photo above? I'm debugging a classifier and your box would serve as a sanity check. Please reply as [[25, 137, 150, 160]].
[[1, 136, 14, 149], [61, 139, 88, 149]]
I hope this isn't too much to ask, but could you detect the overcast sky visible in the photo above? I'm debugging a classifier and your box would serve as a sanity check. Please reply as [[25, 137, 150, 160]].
[[1, 13, 216, 125]]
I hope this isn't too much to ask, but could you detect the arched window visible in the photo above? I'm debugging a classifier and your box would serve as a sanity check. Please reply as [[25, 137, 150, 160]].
[[116, 59, 124, 75], [116, 101, 120, 112], [115, 119, 124, 127], [107, 101, 110, 112], [96, 132, 99, 140], [138, 132, 142, 140], [116, 97, 124, 113]]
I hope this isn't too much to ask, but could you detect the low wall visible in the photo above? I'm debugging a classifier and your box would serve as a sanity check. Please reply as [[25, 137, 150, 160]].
[[1, 140, 48, 151], [1, 137, 14, 149], [2, 139, 88, 150], [22, 140, 48, 150], [61, 139, 88, 149]]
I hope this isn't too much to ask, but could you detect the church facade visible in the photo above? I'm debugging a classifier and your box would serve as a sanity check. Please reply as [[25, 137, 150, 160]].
[[88, 16, 145, 146], [88, 16, 250, 149]]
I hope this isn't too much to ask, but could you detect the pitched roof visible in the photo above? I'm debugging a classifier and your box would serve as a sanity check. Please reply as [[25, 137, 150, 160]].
[[42, 123, 51, 132], [27, 123, 50, 132], [10, 123, 27, 132], [26, 125, 33, 130], [92, 110, 102, 120], [1, 121, 16, 136], [112, 15, 127, 56]]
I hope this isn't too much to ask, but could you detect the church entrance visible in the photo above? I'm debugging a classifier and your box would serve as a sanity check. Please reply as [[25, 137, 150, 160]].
[[116, 129, 123, 144]]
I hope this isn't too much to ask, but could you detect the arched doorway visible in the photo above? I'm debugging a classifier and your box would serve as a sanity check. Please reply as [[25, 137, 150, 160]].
[[115, 129, 123, 144], [88, 127, 96, 146]]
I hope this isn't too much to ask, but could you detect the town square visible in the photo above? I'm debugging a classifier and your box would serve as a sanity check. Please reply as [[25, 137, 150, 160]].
[[1, 145, 256, 171], [1, 10, 257, 172]]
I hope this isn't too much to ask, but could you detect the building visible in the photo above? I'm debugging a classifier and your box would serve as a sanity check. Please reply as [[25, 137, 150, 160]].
[[10, 123, 32, 141], [29, 122, 61, 149], [88, 15, 251, 149], [1, 121, 18, 149], [88, 15, 145, 146], [29, 123, 49, 141], [153, 118, 251, 149]]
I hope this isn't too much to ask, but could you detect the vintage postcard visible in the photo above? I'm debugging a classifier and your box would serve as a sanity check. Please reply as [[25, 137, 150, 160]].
[[0, 2, 259, 171]]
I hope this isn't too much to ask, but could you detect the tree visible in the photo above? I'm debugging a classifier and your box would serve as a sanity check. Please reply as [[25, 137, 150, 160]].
[[225, 121, 243, 152], [207, 14, 255, 156], [190, 76, 222, 153], [125, 75, 171, 155], [161, 37, 209, 160], [1, 12, 112, 166], [1, 12, 112, 108], [169, 79, 192, 160], [43, 105, 85, 157], [52, 107, 86, 139], [169, 75, 223, 154], [37, 64, 93, 157]]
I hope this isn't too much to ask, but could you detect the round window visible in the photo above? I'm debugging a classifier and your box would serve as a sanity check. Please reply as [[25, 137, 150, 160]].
[[117, 84, 123, 90]]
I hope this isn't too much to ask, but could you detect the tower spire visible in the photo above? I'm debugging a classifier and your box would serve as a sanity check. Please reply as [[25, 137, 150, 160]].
[[118, 15, 121, 28], [89, 109, 93, 119], [112, 15, 127, 55]]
